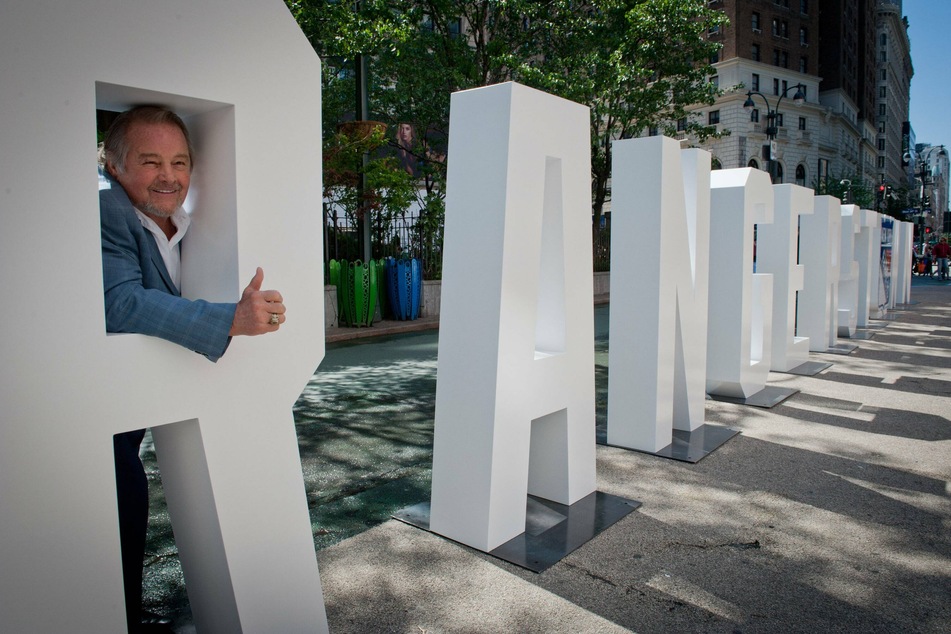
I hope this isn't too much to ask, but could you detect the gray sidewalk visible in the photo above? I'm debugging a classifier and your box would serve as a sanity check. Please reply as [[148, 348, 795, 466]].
[[155, 278, 951, 633]]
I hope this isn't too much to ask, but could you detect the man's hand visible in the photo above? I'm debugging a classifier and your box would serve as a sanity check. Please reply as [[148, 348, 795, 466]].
[[230, 267, 285, 336]]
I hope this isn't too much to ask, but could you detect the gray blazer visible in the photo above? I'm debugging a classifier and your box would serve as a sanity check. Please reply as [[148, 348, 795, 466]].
[[100, 176, 235, 361]]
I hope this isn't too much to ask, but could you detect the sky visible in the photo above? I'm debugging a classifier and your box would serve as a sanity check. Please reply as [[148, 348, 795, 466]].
[[904, 0, 949, 149]]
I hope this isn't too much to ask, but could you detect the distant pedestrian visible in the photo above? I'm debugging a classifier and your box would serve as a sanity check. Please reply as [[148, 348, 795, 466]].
[[933, 236, 950, 280]]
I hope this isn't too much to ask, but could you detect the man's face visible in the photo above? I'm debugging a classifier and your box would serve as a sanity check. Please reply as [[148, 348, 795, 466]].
[[108, 121, 191, 219]]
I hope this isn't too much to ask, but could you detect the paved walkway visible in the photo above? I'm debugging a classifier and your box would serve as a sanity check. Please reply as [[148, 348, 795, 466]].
[[157, 278, 950, 633]]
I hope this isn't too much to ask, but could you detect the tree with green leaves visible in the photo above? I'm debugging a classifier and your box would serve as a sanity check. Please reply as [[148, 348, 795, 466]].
[[812, 172, 875, 211], [509, 0, 727, 221], [288, 0, 726, 266]]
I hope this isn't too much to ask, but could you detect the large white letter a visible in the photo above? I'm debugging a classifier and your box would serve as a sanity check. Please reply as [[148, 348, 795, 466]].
[[429, 83, 597, 552]]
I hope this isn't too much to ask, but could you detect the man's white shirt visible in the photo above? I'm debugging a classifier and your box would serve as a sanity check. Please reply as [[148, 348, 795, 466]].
[[133, 207, 191, 292]]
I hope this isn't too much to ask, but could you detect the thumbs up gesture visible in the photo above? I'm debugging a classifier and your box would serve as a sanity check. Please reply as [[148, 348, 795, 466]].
[[229, 267, 286, 336]]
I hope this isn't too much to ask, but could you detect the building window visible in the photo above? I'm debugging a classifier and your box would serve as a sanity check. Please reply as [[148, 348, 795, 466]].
[[782, 79, 788, 94], [752, 73, 760, 91], [710, 50, 720, 63], [798, 116, 806, 130], [880, 86, 886, 97], [880, 34, 887, 46], [711, 157, 723, 170], [776, 113, 784, 127], [751, 108, 760, 123], [772, 18, 780, 36], [800, 56, 808, 73], [773, 78, 780, 95], [879, 122, 886, 133], [709, 24, 720, 35], [818, 158, 829, 181], [800, 0, 809, 14], [752, 12, 761, 31], [800, 27, 808, 46], [677, 117, 687, 131], [800, 85, 807, 100], [881, 68, 887, 80], [878, 138, 886, 150], [781, 51, 789, 68], [649, 126, 659, 136], [773, 49, 780, 65], [879, 103, 886, 116], [796, 164, 806, 186], [749, 158, 760, 169], [877, 156, 885, 168], [775, 162, 784, 183], [781, 21, 789, 38], [712, 76, 719, 89], [708, 110, 720, 125], [881, 50, 887, 62], [752, 43, 761, 61]]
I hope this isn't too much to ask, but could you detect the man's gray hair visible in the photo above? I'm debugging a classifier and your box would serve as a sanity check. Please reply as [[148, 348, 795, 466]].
[[102, 105, 194, 174]]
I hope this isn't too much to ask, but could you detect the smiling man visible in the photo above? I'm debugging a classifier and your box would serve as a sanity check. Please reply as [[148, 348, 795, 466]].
[[99, 105, 286, 632]]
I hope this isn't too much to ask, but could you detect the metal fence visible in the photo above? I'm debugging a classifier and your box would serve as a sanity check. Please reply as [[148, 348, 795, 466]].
[[323, 206, 611, 279], [323, 205, 444, 280], [593, 214, 611, 272]]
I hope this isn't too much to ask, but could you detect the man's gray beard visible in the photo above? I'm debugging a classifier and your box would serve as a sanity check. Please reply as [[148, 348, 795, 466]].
[[141, 201, 178, 218]]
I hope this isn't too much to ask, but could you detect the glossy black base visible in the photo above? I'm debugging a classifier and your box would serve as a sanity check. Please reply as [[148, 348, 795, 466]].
[[393, 491, 641, 573], [708, 386, 799, 408], [778, 360, 833, 376], [597, 423, 740, 464], [824, 342, 859, 355]]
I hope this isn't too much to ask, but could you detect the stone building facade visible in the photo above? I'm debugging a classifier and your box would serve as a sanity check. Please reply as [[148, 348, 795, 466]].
[[686, 0, 913, 196]]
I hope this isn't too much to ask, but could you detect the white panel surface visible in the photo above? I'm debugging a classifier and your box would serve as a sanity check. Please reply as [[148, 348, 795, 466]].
[[608, 137, 711, 451], [838, 205, 861, 337], [854, 210, 880, 326], [0, 2, 327, 632], [799, 196, 842, 352], [706, 168, 775, 398], [894, 221, 914, 304], [758, 184, 814, 371], [429, 83, 596, 552]]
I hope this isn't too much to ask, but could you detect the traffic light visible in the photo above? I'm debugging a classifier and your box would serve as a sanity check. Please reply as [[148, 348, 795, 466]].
[[925, 227, 932, 235]]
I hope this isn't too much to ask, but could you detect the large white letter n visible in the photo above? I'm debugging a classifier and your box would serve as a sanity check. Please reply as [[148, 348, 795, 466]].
[[608, 136, 712, 452]]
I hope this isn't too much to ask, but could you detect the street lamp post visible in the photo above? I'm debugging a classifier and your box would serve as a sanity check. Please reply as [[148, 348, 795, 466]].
[[840, 179, 852, 205], [743, 83, 806, 184]]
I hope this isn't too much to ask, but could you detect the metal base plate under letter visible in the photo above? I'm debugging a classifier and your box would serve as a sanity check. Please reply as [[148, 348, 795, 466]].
[[596, 423, 740, 464], [778, 360, 833, 376], [708, 386, 799, 409], [393, 491, 641, 573], [823, 342, 859, 355]]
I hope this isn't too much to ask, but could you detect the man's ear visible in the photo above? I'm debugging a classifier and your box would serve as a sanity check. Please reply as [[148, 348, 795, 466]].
[[105, 161, 119, 179]]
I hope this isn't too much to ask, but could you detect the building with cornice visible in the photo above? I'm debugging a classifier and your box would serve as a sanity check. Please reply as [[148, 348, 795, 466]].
[[689, 0, 914, 199]]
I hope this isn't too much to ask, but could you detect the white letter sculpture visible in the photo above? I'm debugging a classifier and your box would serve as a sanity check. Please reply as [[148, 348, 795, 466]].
[[0, 2, 328, 632], [854, 210, 882, 325], [799, 195, 843, 352], [429, 83, 596, 552], [894, 221, 914, 305], [757, 184, 814, 372], [608, 136, 711, 452], [838, 204, 862, 337], [706, 168, 775, 399]]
